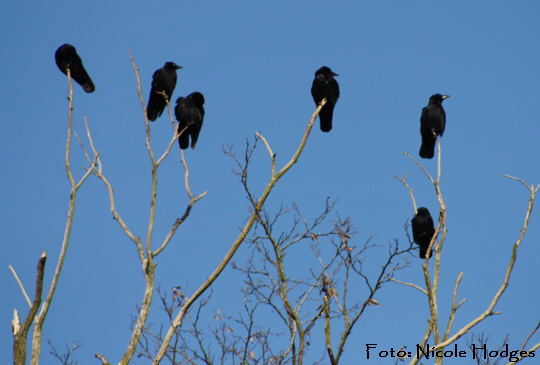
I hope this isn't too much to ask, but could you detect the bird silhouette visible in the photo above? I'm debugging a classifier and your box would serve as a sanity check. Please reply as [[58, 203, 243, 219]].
[[411, 207, 436, 259], [311, 66, 340, 132], [175, 92, 206, 149], [419, 93, 449, 159], [55, 44, 95, 93], [147, 62, 182, 121]]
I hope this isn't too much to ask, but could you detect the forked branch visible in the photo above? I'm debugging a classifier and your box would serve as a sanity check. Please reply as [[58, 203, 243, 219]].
[[13, 252, 47, 365]]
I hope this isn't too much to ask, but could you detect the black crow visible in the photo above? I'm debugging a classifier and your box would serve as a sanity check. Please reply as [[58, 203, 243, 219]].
[[411, 207, 436, 259], [147, 62, 182, 121], [55, 44, 95, 93], [419, 93, 449, 159], [311, 66, 340, 132], [175, 92, 205, 149]]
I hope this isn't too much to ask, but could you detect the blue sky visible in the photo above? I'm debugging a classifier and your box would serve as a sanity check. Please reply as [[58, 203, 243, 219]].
[[2, 1, 539, 364]]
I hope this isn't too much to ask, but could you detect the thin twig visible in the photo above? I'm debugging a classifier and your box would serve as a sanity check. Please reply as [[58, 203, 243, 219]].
[[129, 51, 155, 164], [8, 265, 32, 308], [156, 130, 180, 167], [503, 174, 532, 190], [256, 132, 276, 177], [390, 277, 427, 296], [395, 175, 417, 215], [402, 151, 434, 185], [152, 189, 207, 257], [92, 170, 145, 262], [505, 342, 540, 365], [74, 130, 92, 165], [442, 272, 466, 341], [76, 154, 98, 190], [521, 322, 540, 351], [181, 149, 196, 201], [152, 148, 207, 257], [84, 117, 101, 171]]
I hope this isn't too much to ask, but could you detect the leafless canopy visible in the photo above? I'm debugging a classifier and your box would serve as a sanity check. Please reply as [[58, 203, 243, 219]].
[[9, 57, 539, 365]]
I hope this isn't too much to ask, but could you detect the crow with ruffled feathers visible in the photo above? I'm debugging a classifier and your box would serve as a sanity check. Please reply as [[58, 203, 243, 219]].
[[175, 92, 205, 150]]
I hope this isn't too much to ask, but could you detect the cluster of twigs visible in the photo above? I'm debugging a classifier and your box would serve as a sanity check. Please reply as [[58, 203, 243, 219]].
[[137, 194, 414, 364]]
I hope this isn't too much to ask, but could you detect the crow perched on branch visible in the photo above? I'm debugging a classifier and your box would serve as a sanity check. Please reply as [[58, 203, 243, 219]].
[[175, 92, 205, 150], [419, 93, 449, 159], [55, 44, 95, 93], [411, 207, 436, 259], [146, 62, 182, 121], [311, 66, 340, 132]]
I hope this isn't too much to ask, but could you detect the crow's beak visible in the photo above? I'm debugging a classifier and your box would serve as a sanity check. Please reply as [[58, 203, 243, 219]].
[[442, 95, 450, 99], [176, 65, 183, 70], [332, 72, 339, 77]]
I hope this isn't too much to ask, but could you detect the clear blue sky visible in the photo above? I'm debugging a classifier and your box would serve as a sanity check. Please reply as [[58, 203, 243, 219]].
[[2, 1, 539, 364]]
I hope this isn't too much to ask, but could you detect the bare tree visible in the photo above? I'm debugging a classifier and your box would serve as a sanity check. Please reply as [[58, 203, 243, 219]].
[[9, 59, 538, 365], [9, 55, 328, 365]]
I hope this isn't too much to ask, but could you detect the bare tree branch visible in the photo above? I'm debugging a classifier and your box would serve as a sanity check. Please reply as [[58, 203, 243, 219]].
[[9, 265, 32, 308], [129, 51, 155, 164], [395, 175, 418, 215], [502, 322, 540, 364], [521, 322, 540, 352], [48, 340, 82, 365], [256, 132, 276, 177], [30, 70, 95, 365], [94, 353, 112, 365], [153, 149, 207, 257], [402, 151, 435, 185], [442, 272, 466, 341], [13, 252, 47, 365], [92, 166, 145, 262], [390, 277, 427, 296]]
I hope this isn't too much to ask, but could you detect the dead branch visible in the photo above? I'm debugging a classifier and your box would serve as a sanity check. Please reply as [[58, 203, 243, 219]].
[[13, 252, 47, 365], [9, 265, 32, 308]]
